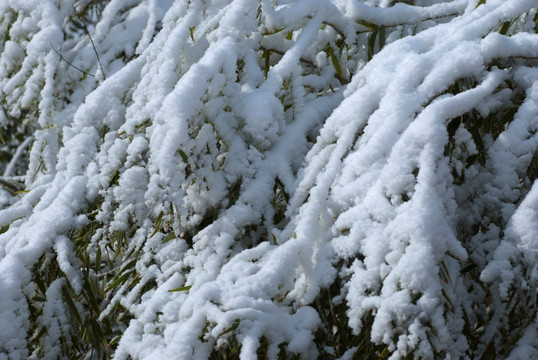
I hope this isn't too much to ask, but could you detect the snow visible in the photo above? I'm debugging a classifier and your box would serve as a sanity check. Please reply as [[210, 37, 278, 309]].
[[0, 0, 537, 359]]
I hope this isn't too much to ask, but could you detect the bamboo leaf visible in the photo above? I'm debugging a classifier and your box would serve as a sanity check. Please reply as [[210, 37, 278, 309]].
[[262, 27, 283, 35], [62, 285, 82, 325], [104, 272, 131, 293], [378, 26, 385, 50], [475, 0, 486, 9], [151, 211, 165, 237], [83, 279, 100, 314], [168, 285, 192, 293], [162, 232, 176, 243], [218, 320, 239, 337], [189, 26, 195, 42], [499, 21, 511, 35], [95, 246, 101, 273], [118, 259, 137, 275], [263, 49, 270, 79], [461, 263, 477, 274], [356, 19, 378, 31], [368, 29, 378, 61], [178, 149, 188, 163], [329, 49, 343, 80]]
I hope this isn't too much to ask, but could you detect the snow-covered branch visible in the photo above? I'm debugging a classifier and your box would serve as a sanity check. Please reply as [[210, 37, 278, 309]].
[[0, 0, 536, 359]]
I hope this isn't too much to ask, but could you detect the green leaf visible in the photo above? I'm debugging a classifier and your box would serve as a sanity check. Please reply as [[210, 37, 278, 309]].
[[104, 271, 131, 292], [95, 246, 101, 273], [368, 29, 378, 61], [100, 125, 109, 142], [83, 279, 100, 314], [378, 345, 389, 359], [134, 118, 151, 132], [441, 288, 454, 308], [474, 0, 486, 9], [499, 21, 511, 35], [177, 149, 188, 163], [189, 26, 195, 42], [109, 335, 122, 348], [356, 19, 378, 31], [378, 26, 385, 50], [28, 326, 48, 346], [91, 318, 107, 349], [118, 259, 137, 275], [168, 285, 192, 292], [329, 49, 343, 80], [439, 260, 451, 284], [162, 232, 176, 243], [0, 224, 10, 235], [262, 27, 283, 36], [151, 211, 165, 237], [62, 285, 82, 325], [263, 49, 271, 79], [109, 169, 120, 186], [218, 320, 239, 337]]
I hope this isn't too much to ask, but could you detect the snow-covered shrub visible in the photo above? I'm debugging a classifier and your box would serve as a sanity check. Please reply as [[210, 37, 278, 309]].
[[0, 0, 536, 359]]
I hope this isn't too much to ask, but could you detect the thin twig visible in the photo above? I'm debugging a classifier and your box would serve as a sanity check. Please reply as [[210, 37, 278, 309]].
[[260, 46, 315, 67], [0, 177, 25, 195], [303, 16, 347, 40], [322, 21, 346, 40], [50, 42, 95, 77], [83, 23, 106, 80]]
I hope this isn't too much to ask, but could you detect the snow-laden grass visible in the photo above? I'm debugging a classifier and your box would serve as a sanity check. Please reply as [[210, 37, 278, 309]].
[[0, 0, 536, 359]]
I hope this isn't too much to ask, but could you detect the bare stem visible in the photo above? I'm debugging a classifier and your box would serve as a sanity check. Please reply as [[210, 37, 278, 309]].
[[83, 24, 106, 80], [50, 42, 95, 78]]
